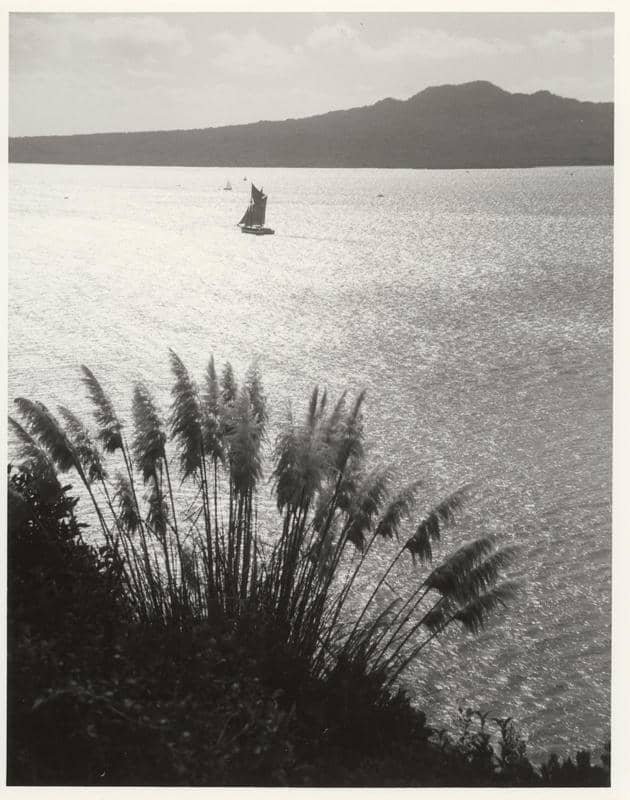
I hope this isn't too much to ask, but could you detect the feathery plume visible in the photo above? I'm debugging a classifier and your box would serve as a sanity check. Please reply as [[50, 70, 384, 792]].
[[8, 416, 61, 490], [14, 398, 76, 472], [221, 362, 238, 406], [375, 479, 423, 540], [404, 484, 472, 560], [202, 356, 225, 465], [58, 406, 106, 483], [113, 472, 141, 535], [454, 582, 519, 634], [80, 365, 123, 452], [244, 362, 268, 429], [424, 537, 495, 597], [226, 388, 263, 496], [168, 349, 204, 480], [345, 466, 393, 551], [132, 383, 166, 483]]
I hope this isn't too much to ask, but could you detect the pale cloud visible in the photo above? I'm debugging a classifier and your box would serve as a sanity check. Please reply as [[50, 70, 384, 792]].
[[10, 13, 190, 73], [530, 25, 613, 53], [208, 30, 301, 76], [306, 23, 360, 49], [76, 15, 189, 51], [306, 24, 525, 62], [126, 67, 173, 83], [364, 28, 525, 61], [206, 23, 527, 82]]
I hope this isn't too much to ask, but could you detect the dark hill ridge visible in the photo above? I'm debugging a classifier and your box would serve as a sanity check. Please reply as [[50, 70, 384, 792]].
[[9, 80, 613, 169]]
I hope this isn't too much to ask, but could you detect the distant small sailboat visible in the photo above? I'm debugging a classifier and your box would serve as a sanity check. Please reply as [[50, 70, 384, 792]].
[[238, 184, 274, 236], [223, 180, 232, 191], [243, 176, 247, 181]]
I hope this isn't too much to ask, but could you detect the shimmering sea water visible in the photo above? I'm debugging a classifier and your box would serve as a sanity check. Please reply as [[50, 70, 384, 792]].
[[8, 163, 612, 760]]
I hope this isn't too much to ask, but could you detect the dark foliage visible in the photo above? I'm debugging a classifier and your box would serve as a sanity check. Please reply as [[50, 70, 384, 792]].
[[7, 467, 130, 783], [7, 468, 609, 786]]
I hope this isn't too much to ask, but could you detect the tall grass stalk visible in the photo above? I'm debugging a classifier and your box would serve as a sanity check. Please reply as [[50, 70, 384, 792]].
[[9, 353, 516, 691]]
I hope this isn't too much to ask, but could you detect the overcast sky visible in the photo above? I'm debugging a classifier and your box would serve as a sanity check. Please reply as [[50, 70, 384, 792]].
[[9, 12, 614, 137]]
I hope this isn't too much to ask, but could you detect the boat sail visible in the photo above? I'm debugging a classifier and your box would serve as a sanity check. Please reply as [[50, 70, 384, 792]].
[[223, 180, 232, 191], [238, 184, 274, 235]]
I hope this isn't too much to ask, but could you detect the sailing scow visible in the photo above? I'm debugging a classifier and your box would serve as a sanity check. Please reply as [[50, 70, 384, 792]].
[[238, 183, 275, 236]]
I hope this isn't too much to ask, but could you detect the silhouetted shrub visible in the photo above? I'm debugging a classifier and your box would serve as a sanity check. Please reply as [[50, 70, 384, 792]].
[[6, 354, 611, 786]]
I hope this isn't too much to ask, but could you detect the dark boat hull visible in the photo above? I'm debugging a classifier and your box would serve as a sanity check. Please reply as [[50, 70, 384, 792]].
[[240, 226, 275, 236]]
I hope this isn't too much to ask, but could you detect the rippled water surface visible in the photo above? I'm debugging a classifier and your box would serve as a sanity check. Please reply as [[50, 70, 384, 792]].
[[8, 164, 612, 759]]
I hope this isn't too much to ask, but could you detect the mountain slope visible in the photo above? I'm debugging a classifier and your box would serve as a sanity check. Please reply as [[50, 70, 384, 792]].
[[9, 81, 613, 169]]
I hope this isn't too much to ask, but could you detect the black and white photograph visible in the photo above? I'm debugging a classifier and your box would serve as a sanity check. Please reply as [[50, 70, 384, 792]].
[[6, 8, 616, 789]]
